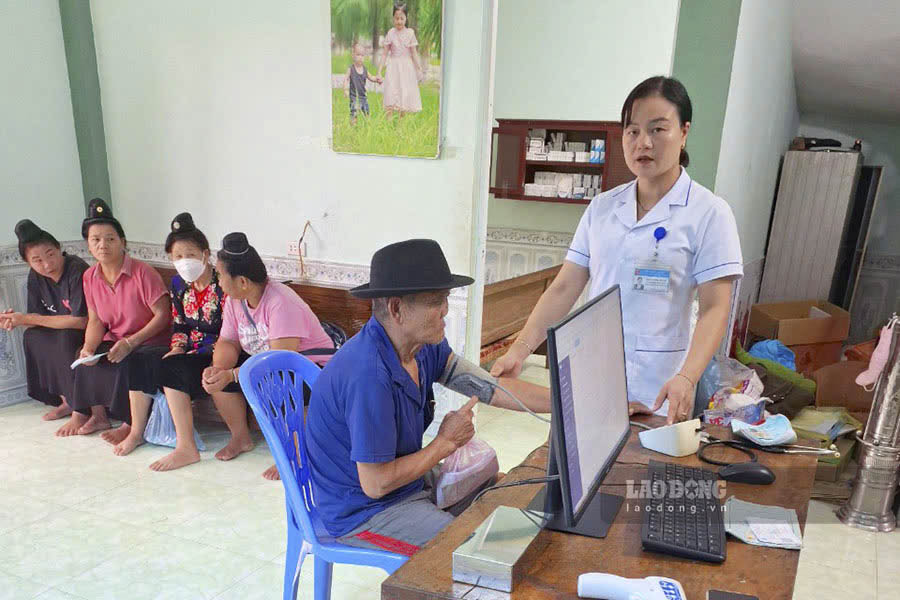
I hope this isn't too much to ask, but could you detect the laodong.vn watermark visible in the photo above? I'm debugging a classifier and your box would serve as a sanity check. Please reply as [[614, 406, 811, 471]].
[[624, 478, 728, 502]]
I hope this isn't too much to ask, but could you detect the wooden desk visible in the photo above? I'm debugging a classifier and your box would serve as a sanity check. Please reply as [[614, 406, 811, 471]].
[[382, 416, 817, 599]]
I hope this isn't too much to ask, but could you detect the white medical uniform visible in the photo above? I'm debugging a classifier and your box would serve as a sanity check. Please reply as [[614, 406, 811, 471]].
[[566, 168, 743, 415]]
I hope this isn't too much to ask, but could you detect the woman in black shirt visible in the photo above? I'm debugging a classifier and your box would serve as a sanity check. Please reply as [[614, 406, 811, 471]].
[[2, 220, 89, 421]]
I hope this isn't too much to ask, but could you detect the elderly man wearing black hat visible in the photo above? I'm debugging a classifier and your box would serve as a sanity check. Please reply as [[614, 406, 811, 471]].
[[305, 239, 551, 554], [2, 220, 89, 421]]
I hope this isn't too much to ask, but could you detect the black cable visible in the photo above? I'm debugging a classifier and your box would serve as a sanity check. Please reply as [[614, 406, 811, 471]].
[[512, 464, 547, 474], [517, 508, 546, 529], [472, 475, 560, 505], [630, 421, 653, 431], [698, 440, 757, 467]]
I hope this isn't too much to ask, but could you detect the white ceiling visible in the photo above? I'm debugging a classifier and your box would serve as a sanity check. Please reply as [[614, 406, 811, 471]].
[[792, 0, 900, 122]]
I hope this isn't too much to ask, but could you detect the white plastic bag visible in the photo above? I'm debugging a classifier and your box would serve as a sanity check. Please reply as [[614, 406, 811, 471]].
[[143, 391, 205, 451], [697, 356, 763, 407], [435, 438, 499, 509]]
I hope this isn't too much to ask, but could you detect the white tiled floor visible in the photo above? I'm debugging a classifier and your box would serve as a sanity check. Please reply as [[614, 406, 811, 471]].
[[0, 357, 896, 598]]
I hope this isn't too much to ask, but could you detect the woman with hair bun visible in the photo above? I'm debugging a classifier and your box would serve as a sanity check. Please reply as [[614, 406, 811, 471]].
[[114, 213, 228, 469], [491, 76, 744, 426], [2, 220, 89, 422], [204, 232, 334, 478], [60, 198, 171, 439]]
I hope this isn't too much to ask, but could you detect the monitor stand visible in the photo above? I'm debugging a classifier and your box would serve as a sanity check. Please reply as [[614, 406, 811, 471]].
[[526, 482, 624, 539]]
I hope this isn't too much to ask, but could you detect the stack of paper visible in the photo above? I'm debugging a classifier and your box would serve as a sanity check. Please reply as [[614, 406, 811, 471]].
[[724, 497, 803, 550], [70, 352, 108, 369]]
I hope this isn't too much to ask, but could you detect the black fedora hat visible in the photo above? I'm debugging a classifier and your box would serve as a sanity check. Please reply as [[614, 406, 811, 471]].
[[81, 198, 122, 238], [350, 239, 474, 299]]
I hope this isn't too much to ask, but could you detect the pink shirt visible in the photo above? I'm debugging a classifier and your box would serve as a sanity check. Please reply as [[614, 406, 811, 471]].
[[219, 280, 334, 366], [83, 255, 171, 347]]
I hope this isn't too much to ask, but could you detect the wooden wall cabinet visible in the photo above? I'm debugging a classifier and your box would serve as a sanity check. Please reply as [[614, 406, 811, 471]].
[[489, 119, 634, 205]]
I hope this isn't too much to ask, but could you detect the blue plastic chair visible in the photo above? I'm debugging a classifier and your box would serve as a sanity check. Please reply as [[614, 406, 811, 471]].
[[238, 351, 408, 600]]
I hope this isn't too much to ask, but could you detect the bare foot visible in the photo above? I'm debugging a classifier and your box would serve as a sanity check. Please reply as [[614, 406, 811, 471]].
[[101, 424, 130, 445], [113, 432, 145, 456], [150, 447, 201, 472], [262, 465, 281, 480], [214, 435, 254, 461], [77, 414, 112, 436], [56, 412, 88, 437], [43, 401, 73, 421]]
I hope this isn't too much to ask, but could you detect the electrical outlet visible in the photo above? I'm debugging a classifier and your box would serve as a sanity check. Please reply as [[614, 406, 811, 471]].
[[288, 241, 300, 256]]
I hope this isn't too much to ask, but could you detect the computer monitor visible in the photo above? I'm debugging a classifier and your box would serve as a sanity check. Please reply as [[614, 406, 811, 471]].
[[527, 284, 630, 538]]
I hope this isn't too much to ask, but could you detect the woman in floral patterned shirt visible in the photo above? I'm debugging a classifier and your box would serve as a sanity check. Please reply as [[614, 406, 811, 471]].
[[137, 213, 232, 471]]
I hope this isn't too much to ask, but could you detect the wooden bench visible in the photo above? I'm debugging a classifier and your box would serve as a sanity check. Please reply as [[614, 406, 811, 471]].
[[152, 266, 371, 424], [479, 265, 560, 366]]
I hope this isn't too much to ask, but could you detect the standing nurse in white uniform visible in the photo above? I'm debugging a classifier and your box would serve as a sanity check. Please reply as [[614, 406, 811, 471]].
[[492, 76, 743, 424]]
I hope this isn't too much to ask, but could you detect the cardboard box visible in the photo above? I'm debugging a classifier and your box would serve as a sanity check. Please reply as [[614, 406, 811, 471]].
[[791, 341, 844, 377], [749, 300, 850, 346], [811, 361, 875, 424]]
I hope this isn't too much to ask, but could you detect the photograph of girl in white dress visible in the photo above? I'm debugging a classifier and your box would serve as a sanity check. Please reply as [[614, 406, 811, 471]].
[[331, 0, 443, 158]]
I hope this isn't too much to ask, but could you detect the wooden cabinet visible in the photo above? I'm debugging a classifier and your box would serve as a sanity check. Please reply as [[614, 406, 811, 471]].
[[489, 119, 634, 205]]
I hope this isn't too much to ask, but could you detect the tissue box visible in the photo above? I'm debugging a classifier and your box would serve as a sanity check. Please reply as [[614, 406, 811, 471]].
[[703, 398, 766, 426], [452, 506, 544, 592]]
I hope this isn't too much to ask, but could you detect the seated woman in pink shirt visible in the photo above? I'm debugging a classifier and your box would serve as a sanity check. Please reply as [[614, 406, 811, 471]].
[[203, 232, 334, 479], [57, 199, 171, 439]]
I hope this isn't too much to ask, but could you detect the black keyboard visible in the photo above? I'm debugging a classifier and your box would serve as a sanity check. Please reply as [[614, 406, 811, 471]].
[[640, 460, 726, 563]]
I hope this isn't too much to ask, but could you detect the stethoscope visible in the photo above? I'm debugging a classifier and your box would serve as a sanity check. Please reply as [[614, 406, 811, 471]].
[[697, 431, 841, 467]]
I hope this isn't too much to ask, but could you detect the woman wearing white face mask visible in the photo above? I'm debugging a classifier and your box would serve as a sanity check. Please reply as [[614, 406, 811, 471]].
[[123, 213, 229, 469]]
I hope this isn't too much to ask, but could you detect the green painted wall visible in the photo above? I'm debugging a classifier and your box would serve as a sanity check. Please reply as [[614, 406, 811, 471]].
[[58, 0, 111, 211], [670, 0, 741, 190]]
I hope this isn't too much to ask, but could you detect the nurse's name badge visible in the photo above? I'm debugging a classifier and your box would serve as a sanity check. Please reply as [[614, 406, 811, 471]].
[[632, 227, 671, 294], [633, 263, 671, 294]]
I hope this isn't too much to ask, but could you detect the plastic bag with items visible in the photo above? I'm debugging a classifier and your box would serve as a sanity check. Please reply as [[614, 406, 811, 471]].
[[698, 356, 766, 426], [697, 356, 764, 408], [435, 437, 499, 509], [143, 390, 205, 451]]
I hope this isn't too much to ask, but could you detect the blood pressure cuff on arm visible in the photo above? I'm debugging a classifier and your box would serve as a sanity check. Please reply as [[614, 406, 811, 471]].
[[438, 354, 498, 405]]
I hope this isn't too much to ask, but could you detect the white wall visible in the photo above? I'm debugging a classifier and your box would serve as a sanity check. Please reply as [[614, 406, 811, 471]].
[[714, 0, 799, 262], [0, 0, 84, 245], [798, 115, 900, 256], [488, 0, 681, 234], [488, 198, 587, 235], [493, 0, 680, 121], [90, 0, 485, 273]]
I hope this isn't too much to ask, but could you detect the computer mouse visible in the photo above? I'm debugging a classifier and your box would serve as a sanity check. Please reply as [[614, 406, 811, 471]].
[[718, 462, 775, 485]]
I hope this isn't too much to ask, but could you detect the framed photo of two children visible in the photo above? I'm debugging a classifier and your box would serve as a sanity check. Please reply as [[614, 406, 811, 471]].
[[330, 0, 444, 158]]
